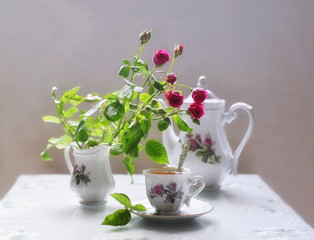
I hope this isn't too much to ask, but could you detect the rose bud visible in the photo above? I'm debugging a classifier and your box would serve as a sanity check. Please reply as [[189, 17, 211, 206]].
[[164, 90, 184, 108], [145, 106, 152, 112], [153, 49, 170, 67], [163, 117, 171, 124], [188, 103, 205, 119], [157, 107, 167, 115], [166, 73, 177, 85], [192, 89, 208, 104], [151, 99, 158, 107], [139, 30, 151, 45], [174, 44, 184, 58]]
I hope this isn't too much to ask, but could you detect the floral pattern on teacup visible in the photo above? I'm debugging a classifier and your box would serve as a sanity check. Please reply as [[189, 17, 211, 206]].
[[149, 182, 184, 203], [73, 164, 91, 185], [186, 133, 221, 164]]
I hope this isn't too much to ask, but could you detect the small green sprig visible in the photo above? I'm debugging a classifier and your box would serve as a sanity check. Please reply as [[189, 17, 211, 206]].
[[101, 193, 146, 226]]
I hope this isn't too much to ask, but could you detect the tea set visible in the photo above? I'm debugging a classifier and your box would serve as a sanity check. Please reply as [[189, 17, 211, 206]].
[[64, 76, 254, 221]]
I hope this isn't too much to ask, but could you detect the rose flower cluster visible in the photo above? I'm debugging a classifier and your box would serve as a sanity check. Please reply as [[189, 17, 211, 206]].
[[152, 45, 207, 121]]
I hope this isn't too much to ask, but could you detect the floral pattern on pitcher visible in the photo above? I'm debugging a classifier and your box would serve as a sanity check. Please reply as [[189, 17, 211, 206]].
[[186, 133, 222, 164], [149, 182, 184, 203], [73, 164, 91, 185]]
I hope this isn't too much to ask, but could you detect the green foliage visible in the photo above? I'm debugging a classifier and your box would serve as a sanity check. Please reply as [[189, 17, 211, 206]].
[[101, 193, 146, 226], [145, 139, 169, 164], [42, 30, 198, 178]]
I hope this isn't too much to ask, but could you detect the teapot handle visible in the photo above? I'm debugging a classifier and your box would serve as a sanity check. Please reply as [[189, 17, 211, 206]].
[[224, 102, 254, 175], [64, 146, 74, 174]]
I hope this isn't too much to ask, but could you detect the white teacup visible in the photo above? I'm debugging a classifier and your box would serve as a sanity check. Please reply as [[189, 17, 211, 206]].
[[143, 166, 205, 215]]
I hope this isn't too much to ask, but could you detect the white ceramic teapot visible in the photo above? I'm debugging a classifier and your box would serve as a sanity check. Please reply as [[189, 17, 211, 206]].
[[162, 76, 254, 189]]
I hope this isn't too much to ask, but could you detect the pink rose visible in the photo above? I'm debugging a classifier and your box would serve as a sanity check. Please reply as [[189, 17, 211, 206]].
[[154, 185, 163, 195], [174, 44, 184, 58], [166, 73, 177, 85], [165, 90, 184, 108], [188, 103, 205, 119], [205, 136, 212, 146], [192, 89, 208, 104], [153, 49, 170, 66]]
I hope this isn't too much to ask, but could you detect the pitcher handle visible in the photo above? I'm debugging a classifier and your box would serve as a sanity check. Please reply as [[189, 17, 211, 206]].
[[224, 102, 254, 175], [64, 146, 74, 174]]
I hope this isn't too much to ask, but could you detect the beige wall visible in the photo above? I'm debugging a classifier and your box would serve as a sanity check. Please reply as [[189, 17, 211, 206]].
[[1, 0, 314, 227]]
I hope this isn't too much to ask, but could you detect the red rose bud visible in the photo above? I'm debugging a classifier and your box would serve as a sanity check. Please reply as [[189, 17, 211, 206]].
[[192, 89, 208, 104], [174, 44, 184, 58], [188, 103, 205, 119], [165, 90, 184, 108], [166, 73, 177, 85], [153, 49, 170, 67], [139, 30, 151, 44]]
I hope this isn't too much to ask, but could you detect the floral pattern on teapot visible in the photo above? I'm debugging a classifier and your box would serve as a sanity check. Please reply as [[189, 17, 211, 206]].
[[186, 132, 222, 164]]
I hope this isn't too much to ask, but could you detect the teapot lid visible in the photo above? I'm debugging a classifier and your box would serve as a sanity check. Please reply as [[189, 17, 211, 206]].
[[184, 76, 225, 109]]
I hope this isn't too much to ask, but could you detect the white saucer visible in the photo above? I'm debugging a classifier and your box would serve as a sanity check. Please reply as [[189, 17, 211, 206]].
[[130, 198, 213, 222]]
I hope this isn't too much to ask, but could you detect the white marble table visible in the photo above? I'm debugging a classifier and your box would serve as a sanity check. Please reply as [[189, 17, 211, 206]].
[[0, 174, 313, 240]]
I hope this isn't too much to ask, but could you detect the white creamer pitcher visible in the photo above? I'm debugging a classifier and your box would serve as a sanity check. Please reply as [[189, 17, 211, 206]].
[[64, 144, 115, 205]]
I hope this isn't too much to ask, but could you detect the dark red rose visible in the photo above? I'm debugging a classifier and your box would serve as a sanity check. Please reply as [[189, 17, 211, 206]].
[[174, 44, 184, 58], [166, 73, 177, 85], [188, 103, 205, 119], [192, 89, 208, 104], [165, 90, 184, 108], [153, 49, 170, 66]]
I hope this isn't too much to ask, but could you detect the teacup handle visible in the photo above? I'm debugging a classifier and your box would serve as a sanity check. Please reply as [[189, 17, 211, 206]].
[[64, 146, 74, 174], [186, 175, 205, 207]]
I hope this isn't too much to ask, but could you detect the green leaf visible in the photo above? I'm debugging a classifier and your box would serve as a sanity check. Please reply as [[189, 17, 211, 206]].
[[101, 126, 113, 144], [40, 147, 52, 161], [172, 115, 192, 132], [56, 102, 64, 116], [62, 87, 83, 106], [87, 140, 98, 147], [123, 155, 135, 176], [76, 129, 88, 142], [84, 93, 102, 102], [110, 193, 132, 209], [51, 87, 60, 103], [73, 118, 86, 139], [119, 65, 130, 78], [148, 85, 154, 95], [153, 81, 164, 90], [119, 85, 133, 98], [131, 66, 140, 72], [110, 143, 124, 156], [157, 120, 170, 132], [123, 59, 130, 66], [55, 135, 73, 149], [135, 59, 150, 77], [42, 115, 61, 124], [104, 102, 125, 122], [101, 209, 131, 226], [140, 119, 151, 139], [63, 107, 78, 118], [139, 93, 150, 103], [133, 204, 146, 211], [83, 99, 107, 117], [145, 139, 169, 164], [121, 121, 143, 154]]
